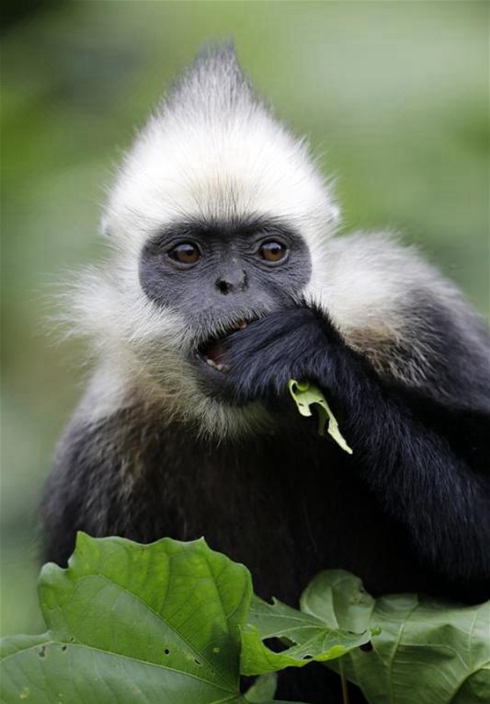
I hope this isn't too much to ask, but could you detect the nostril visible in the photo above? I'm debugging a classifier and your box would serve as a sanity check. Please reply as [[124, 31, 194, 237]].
[[216, 270, 247, 294]]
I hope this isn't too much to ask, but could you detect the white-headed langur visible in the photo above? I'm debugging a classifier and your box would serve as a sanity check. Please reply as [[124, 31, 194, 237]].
[[43, 46, 490, 703]]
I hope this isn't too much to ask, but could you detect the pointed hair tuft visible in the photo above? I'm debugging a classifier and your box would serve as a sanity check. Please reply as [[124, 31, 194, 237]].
[[162, 42, 258, 122]]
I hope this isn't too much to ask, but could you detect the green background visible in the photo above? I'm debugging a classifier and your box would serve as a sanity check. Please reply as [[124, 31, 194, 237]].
[[1, 1, 488, 636]]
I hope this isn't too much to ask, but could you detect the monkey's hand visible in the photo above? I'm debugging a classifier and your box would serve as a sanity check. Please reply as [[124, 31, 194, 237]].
[[222, 307, 343, 404]]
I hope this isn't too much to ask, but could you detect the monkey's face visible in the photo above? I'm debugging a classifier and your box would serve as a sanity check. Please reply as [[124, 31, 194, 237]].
[[138, 215, 311, 400]]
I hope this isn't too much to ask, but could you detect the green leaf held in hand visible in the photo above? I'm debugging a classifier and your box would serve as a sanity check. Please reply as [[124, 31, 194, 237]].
[[302, 570, 490, 704], [288, 379, 353, 454]]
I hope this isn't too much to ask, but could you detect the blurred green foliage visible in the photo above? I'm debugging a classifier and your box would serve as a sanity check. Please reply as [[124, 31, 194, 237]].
[[1, 1, 488, 637]]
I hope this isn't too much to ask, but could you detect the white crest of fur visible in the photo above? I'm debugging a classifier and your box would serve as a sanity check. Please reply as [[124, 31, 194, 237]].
[[104, 46, 337, 253]]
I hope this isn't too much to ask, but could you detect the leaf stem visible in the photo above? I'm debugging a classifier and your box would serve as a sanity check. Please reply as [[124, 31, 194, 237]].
[[339, 660, 350, 704]]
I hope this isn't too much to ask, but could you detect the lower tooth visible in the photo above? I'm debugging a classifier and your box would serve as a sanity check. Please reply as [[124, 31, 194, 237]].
[[205, 357, 227, 372]]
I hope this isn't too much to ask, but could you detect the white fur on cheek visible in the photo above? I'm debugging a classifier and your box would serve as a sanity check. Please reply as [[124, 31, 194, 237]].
[[303, 231, 490, 392], [67, 259, 271, 438]]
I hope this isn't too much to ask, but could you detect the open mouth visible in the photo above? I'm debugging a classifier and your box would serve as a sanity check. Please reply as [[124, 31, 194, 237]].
[[197, 318, 253, 373]]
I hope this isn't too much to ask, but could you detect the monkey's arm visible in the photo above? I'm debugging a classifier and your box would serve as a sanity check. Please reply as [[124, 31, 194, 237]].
[[224, 306, 490, 584]]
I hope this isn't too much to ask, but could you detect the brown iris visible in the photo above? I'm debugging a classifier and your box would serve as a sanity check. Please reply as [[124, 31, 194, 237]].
[[168, 242, 201, 265], [259, 241, 288, 263]]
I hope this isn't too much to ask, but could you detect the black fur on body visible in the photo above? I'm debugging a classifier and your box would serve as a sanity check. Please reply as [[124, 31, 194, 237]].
[[43, 306, 490, 703]]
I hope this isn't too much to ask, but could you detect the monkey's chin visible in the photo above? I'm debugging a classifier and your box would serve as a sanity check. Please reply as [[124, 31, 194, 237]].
[[190, 351, 243, 405]]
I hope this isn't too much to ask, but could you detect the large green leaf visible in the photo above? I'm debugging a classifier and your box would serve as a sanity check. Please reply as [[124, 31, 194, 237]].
[[1, 535, 356, 704], [1, 534, 254, 704], [301, 570, 490, 704], [241, 594, 372, 676]]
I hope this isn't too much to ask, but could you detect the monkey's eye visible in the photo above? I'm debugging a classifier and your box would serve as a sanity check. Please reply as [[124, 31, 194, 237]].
[[259, 241, 288, 264], [168, 242, 201, 265]]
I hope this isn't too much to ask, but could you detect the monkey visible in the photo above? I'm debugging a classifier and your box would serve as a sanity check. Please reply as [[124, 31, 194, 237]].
[[42, 46, 490, 703]]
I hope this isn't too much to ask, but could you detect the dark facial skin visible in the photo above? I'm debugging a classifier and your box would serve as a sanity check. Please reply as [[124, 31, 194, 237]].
[[139, 216, 312, 396]]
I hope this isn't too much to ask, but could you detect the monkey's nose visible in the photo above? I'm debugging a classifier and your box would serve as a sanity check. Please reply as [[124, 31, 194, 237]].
[[215, 270, 248, 295]]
